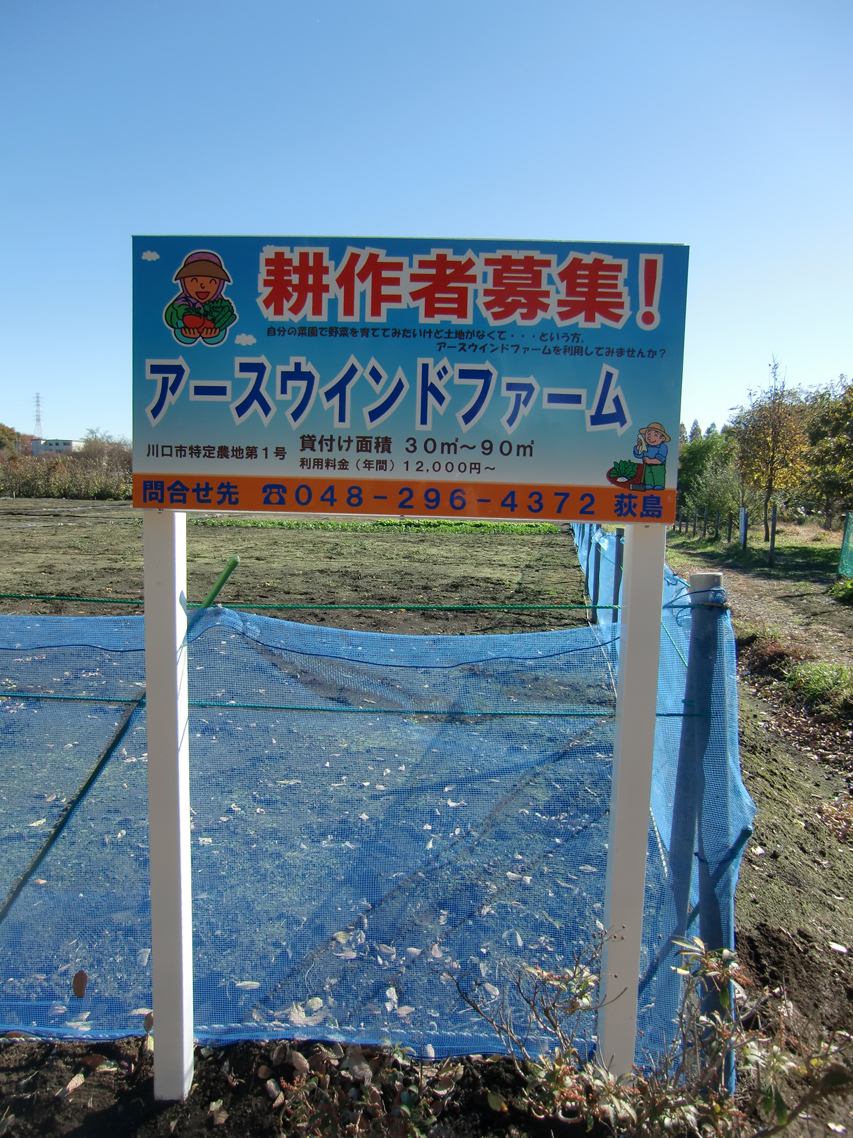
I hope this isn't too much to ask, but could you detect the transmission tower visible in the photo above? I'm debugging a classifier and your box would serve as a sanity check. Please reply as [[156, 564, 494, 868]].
[[33, 393, 43, 437]]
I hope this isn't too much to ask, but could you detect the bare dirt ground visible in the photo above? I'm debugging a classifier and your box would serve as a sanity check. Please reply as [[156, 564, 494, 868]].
[[0, 499, 587, 635], [0, 501, 851, 1136], [666, 522, 853, 668]]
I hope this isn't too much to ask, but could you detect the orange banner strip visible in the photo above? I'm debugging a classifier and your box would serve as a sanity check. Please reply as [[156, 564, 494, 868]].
[[133, 474, 675, 525]]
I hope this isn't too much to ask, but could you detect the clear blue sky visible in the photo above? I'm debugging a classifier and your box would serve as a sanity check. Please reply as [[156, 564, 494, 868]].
[[1, 0, 850, 442]]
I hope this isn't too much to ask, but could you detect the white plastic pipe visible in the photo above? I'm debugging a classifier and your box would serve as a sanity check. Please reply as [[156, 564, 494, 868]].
[[598, 523, 667, 1075], [143, 510, 194, 1099]]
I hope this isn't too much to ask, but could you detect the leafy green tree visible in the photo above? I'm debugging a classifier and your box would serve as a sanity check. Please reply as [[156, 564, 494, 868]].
[[676, 429, 731, 509], [803, 376, 853, 528], [729, 360, 808, 541], [0, 423, 18, 455], [0, 423, 33, 456], [687, 434, 764, 523], [688, 419, 702, 442], [679, 422, 689, 446]]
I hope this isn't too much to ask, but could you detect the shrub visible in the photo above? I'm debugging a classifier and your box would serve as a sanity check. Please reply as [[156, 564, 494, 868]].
[[785, 661, 853, 717], [0, 453, 131, 500], [829, 579, 853, 604], [457, 936, 853, 1135]]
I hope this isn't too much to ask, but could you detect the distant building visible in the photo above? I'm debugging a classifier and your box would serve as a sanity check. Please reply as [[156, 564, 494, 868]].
[[30, 438, 84, 456]]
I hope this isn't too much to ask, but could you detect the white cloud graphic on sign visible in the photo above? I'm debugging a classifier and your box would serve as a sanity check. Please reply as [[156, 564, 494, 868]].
[[141, 251, 160, 261], [234, 333, 257, 346]]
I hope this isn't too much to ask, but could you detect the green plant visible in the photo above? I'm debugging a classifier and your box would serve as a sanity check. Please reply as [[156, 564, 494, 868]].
[[456, 936, 852, 1135], [829, 579, 853, 604], [188, 515, 560, 535], [785, 660, 853, 716]]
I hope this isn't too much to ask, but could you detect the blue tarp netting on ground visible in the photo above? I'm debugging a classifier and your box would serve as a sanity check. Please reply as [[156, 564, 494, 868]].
[[0, 526, 754, 1065]]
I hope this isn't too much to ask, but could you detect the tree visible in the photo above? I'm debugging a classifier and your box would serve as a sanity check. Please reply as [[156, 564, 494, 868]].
[[679, 422, 689, 446], [704, 422, 718, 437], [688, 419, 702, 442], [687, 433, 764, 522], [729, 359, 808, 541], [676, 429, 732, 510], [803, 375, 853, 528], [0, 424, 18, 455], [77, 429, 131, 473], [0, 423, 33, 456]]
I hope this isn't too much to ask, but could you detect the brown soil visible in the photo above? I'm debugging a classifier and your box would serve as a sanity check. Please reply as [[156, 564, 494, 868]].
[[0, 1039, 554, 1138], [0, 499, 588, 635], [665, 522, 853, 666], [0, 500, 851, 1136]]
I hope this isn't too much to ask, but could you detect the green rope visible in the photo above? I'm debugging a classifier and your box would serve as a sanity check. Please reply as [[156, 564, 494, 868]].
[[189, 702, 612, 717], [661, 618, 689, 669], [0, 592, 615, 612], [0, 692, 610, 717], [0, 691, 709, 718]]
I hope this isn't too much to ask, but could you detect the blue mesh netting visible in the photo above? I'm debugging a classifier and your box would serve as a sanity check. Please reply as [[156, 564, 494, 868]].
[[840, 513, 853, 579], [573, 524, 755, 1047], [0, 526, 754, 1066]]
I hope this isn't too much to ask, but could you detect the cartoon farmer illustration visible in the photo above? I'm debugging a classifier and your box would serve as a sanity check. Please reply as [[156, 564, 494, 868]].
[[631, 422, 670, 491], [164, 251, 238, 346]]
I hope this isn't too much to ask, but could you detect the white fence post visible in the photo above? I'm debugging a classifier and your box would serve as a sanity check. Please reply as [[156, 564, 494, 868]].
[[143, 510, 194, 1099], [598, 522, 667, 1076]]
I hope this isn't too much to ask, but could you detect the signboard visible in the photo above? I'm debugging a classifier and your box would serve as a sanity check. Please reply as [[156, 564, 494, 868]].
[[133, 237, 688, 523]]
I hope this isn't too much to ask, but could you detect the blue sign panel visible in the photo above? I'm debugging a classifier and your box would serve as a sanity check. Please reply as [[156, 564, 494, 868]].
[[133, 237, 688, 522]]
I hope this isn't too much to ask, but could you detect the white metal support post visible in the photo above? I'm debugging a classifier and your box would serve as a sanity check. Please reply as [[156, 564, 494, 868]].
[[598, 522, 667, 1076], [143, 510, 194, 1099]]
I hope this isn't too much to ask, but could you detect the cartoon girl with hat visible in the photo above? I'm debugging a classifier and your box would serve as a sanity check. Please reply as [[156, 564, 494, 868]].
[[163, 251, 238, 346], [631, 422, 671, 491]]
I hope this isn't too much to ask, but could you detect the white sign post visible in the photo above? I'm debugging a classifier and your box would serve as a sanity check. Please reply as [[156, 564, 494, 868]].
[[598, 522, 667, 1075], [143, 510, 194, 1099]]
